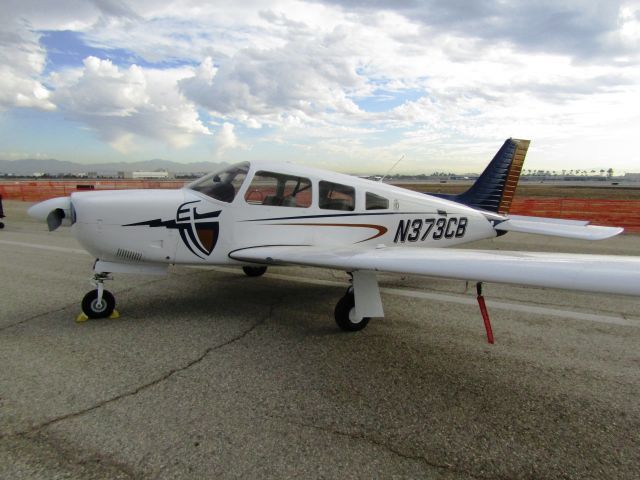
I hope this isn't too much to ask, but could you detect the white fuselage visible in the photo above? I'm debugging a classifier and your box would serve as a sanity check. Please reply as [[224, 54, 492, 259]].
[[70, 161, 497, 267]]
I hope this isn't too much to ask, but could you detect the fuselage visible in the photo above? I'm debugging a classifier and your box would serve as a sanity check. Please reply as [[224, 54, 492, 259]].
[[69, 161, 498, 266]]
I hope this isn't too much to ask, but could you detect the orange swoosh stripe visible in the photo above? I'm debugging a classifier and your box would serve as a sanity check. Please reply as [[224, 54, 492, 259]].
[[271, 222, 388, 243]]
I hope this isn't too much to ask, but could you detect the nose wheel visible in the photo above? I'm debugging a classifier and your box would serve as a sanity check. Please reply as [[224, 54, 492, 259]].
[[81, 272, 116, 319], [82, 290, 116, 319]]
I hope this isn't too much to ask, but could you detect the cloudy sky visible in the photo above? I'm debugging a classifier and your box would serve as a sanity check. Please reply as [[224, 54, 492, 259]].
[[1, 0, 639, 173]]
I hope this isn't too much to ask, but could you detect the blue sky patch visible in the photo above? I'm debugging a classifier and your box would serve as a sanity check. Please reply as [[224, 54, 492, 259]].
[[40, 30, 196, 72], [40, 30, 134, 71], [355, 89, 423, 113]]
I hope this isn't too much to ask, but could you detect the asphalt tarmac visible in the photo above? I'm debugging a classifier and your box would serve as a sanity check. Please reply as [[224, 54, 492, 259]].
[[1, 200, 639, 479]]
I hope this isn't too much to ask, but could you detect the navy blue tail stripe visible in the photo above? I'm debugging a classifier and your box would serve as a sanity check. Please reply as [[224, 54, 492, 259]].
[[430, 138, 529, 214]]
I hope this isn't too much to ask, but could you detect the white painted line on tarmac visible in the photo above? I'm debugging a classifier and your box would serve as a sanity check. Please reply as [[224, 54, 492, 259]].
[[0, 239, 88, 255], [382, 287, 638, 327], [209, 266, 639, 328], [3, 240, 637, 328]]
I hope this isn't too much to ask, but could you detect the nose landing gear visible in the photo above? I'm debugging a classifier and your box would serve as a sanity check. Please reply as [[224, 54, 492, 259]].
[[81, 272, 116, 319]]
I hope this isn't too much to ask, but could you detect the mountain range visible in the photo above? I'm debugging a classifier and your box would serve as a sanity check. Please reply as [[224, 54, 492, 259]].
[[0, 158, 228, 176]]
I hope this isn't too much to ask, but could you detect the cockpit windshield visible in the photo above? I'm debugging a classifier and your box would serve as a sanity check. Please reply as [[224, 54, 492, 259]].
[[187, 162, 250, 203]]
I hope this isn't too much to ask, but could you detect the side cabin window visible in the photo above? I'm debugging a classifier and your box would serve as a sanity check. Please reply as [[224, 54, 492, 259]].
[[366, 192, 389, 210], [319, 181, 355, 211], [244, 171, 312, 207], [188, 162, 249, 203]]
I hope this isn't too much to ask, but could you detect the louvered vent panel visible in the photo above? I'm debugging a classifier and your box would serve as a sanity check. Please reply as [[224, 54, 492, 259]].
[[116, 248, 143, 262]]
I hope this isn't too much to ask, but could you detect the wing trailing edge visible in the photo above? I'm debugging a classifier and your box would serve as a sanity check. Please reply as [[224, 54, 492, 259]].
[[230, 245, 640, 296]]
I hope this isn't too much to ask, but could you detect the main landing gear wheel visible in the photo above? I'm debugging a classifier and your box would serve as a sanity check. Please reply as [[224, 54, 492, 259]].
[[0, 222, 4, 229], [81, 290, 116, 319], [242, 266, 267, 277], [334, 289, 370, 332]]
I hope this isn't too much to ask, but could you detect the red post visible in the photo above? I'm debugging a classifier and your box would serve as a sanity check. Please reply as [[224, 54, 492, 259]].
[[476, 283, 494, 344]]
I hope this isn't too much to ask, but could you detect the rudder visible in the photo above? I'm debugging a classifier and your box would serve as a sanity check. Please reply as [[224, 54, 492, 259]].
[[433, 138, 529, 214]]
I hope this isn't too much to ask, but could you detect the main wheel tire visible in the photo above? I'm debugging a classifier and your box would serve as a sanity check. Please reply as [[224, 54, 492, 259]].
[[242, 266, 267, 277], [334, 292, 370, 332], [0, 222, 4, 229], [82, 290, 116, 319]]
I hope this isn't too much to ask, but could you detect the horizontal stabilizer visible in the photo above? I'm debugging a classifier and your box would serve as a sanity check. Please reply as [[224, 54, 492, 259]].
[[230, 245, 640, 296], [506, 215, 589, 226], [495, 216, 623, 240]]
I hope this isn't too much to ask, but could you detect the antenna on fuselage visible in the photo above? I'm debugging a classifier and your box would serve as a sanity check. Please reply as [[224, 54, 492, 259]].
[[379, 154, 405, 182]]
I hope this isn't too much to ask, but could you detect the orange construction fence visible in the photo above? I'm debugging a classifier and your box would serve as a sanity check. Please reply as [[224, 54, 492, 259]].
[[510, 198, 640, 233], [1, 180, 639, 232], [0, 180, 186, 202]]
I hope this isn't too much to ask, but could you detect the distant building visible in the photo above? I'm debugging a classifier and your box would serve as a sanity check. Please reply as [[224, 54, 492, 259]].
[[122, 170, 174, 179], [624, 173, 640, 181]]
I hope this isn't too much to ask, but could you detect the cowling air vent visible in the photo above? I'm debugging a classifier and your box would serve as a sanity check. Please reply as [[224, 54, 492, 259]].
[[116, 248, 143, 262]]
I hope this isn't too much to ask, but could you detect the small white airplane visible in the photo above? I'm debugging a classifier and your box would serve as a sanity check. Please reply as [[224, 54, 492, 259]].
[[28, 139, 640, 341]]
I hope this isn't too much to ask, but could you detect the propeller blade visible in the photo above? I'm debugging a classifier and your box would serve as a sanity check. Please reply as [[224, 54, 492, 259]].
[[46, 208, 65, 231]]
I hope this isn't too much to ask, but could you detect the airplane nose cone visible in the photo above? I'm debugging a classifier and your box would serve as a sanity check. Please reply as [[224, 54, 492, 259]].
[[28, 197, 71, 221], [28, 197, 73, 230]]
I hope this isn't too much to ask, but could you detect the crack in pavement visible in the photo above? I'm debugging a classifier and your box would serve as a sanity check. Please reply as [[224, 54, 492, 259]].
[[0, 267, 227, 332], [3, 296, 282, 440], [0, 304, 77, 333], [268, 416, 511, 480], [1, 431, 139, 480]]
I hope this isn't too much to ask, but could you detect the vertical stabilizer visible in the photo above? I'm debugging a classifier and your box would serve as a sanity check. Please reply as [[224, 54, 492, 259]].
[[432, 138, 529, 214]]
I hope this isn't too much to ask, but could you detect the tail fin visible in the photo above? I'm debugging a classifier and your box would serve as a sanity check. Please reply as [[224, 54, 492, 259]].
[[433, 138, 529, 214]]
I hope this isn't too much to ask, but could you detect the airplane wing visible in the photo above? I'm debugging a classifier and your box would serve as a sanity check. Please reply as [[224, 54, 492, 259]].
[[230, 245, 640, 296]]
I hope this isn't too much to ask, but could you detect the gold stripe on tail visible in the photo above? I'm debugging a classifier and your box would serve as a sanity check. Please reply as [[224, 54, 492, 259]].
[[498, 139, 529, 215]]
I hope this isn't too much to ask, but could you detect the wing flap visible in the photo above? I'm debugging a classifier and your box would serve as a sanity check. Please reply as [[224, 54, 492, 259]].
[[230, 246, 640, 296]]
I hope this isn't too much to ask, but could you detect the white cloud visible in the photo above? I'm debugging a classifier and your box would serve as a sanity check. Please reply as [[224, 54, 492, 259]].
[[213, 122, 244, 157], [52, 57, 210, 152], [179, 31, 367, 125], [1, 1, 639, 172], [0, 19, 55, 111]]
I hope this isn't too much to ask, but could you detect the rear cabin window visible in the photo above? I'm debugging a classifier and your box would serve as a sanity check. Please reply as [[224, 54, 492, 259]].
[[319, 181, 355, 211], [366, 192, 389, 210], [244, 171, 312, 207]]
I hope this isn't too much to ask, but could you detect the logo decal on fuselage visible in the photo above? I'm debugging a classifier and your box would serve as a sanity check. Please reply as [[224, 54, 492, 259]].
[[124, 201, 221, 259]]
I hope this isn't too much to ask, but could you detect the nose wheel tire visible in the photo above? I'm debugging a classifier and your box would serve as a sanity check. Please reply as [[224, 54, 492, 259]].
[[82, 290, 116, 319], [242, 266, 267, 277], [335, 291, 370, 332]]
